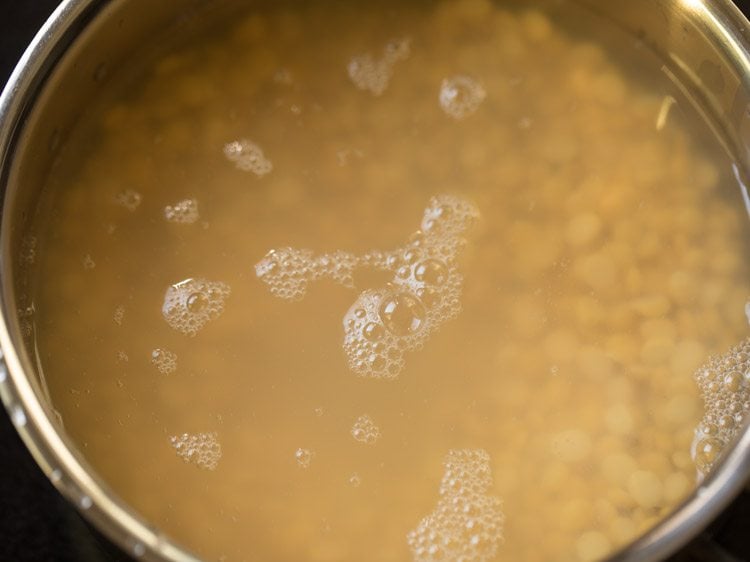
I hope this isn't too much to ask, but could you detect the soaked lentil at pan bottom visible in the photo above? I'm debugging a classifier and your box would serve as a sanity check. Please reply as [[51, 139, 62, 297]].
[[24, 0, 750, 561]]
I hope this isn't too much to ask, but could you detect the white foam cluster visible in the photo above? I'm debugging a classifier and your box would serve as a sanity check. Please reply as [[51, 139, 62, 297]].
[[255, 248, 358, 300], [439, 76, 486, 120], [295, 447, 314, 468], [164, 198, 199, 224], [162, 277, 231, 336], [407, 449, 504, 562], [347, 37, 411, 96], [343, 196, 477, 378], [170, 432, 222, 471], [255, 195, 478, 378], [223, 139, 273, 176], [692, 337, 750, 477], [115, 189, 142, 211], [151, 348, 177, 374], [351, 414, 381, 444]]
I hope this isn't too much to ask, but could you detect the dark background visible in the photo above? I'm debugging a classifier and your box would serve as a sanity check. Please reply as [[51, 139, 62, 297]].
[[3, 1, 750, 561]]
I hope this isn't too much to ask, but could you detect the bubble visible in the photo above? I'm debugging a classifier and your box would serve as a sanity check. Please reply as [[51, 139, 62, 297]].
[[724, 370, 743, 392], [295, 448, 314, 468], [223, 139, 272, 176], [170, 432, 221, 470], [115, 189, 142, 211], [379, 293, 426, 336], [693, 436, 725, 473], [692, 337, 750, 476], [82, 254, 96, 270], [187, 292, 207, 313], [402, 248, 421, 264], [151, 348, 177, 374], [407, 449, 504, 562], [414, 259, 448, 286], [351, 414, 381, 444], [363, 322, 384, 342], [164, 198, 199, 224], [439, 75, 486, 120], [162, 278, 231, 336], [348, 473, 362, 487], [347, 37, 411, 96]]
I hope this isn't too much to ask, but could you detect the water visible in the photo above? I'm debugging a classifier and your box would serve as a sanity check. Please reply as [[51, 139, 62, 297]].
[[24, 0, 750, 560]]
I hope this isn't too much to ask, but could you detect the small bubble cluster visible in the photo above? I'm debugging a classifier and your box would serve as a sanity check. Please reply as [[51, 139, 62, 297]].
[[223, 139, 272, 176], [256, 248, 357, 300], [151, 348, 177, 374], [162, 278, 231, 336], [692, 337, 750, 477], [407, 449, 504, 562], [256, 195, 478, 378], [113, 305, 125, 326], [295, 447, 314, 468], [117, 350, 129, 362], [164, 198, 199, 224], [169, 432, 222, 471], [115, 189, 143, 211], [439, 76, 486, 120], [82, 254, 96, 270], [351, 414, 381, 444], [347, 37, 411, 96]]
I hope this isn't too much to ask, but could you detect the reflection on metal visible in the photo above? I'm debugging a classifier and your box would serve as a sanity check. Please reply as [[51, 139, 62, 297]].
[[732, 163, 750, 220]]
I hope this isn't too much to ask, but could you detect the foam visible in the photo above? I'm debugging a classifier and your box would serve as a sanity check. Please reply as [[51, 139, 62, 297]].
[[113, 305, 125, 326], [223, 139, 273, 176], [691, 337, 750, 477], [439, 76, 486, 120], [407, 449, 504, 562], [115, 189, 142, 211], [255, 194, 479, 378], [347, 37, 411, 96], [151, 348, 177, 374], [351, 414, 381, 444], [164, 198, 200, 224], [295, 447, 314, 468], [170, 432, 222, 470], [162, 278, 231, 336], [255, 248, 357, 301]]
